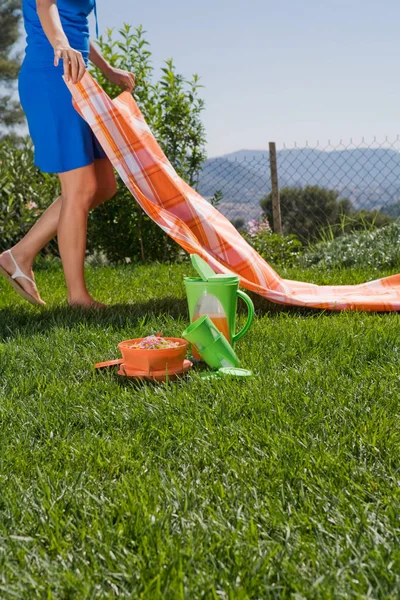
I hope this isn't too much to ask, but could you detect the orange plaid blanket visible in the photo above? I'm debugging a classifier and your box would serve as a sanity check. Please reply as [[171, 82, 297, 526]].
[[68, 73, 400, 311]]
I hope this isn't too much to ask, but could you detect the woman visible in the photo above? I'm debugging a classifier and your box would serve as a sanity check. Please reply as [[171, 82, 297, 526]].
[[0, 0, 135, 307]]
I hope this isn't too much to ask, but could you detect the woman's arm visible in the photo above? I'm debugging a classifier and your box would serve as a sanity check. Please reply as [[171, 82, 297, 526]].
[[89, 42, 136, 93], [36, 0, 86, 83], [88, 42, 112, 78]]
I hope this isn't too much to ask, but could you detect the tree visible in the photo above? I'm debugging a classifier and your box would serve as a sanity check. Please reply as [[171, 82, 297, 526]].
[[231, 217, 245, 232], [260, 186, 393, 243], [346, 208, 392, 231], [383, 202, 400, 219], [87, 25, 208, 262], [89, 24, 206, 187], [0, 0, 24, 129], [260, 186, 353, 242]]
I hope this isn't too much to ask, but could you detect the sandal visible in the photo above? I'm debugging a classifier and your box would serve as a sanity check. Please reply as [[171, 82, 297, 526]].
[[0, 250, 45, 306]]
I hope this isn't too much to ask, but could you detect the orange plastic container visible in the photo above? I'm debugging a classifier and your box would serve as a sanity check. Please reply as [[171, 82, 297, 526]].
[[118, 359, 193, 382], [118, 338, 188, 373]]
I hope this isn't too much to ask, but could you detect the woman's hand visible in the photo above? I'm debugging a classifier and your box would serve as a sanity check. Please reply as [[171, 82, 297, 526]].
[[36, 0, 85, 82], [88, 43, 135, 92], [106, 67, 136, 93], [54, 46, 86, 83]]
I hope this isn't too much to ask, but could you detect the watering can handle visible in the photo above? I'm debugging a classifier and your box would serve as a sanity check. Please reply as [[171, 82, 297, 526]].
[[233, 290, 254, 344]]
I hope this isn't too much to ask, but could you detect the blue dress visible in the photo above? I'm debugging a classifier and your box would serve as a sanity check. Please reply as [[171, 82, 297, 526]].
[[18, 0, 106, 173]]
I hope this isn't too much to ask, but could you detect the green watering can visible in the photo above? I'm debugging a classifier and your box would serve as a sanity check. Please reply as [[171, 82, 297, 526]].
[[184, 255, 255, 359]]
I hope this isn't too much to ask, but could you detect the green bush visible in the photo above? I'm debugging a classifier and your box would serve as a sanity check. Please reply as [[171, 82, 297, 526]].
[[317, 209, 393, 243], [0, 135, 184, 264], [243, 218, 303, 267], [0, 138, 59, 254], [383, 201, 400, 219], [260, 186, 392, 243], [260, 186, 353, 243], [87, 186, 183, 264], [0, 25, 207, 265], [343, 209, 393, 231], [87, 25, 207, 263], [299, 221, 400, 270]]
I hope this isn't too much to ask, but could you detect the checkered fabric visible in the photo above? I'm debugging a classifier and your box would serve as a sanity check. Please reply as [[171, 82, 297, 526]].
[[67, 73, 400, 311]]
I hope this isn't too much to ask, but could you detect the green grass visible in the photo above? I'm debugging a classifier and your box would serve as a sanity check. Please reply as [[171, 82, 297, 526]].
[[1, 261, 400, 599]]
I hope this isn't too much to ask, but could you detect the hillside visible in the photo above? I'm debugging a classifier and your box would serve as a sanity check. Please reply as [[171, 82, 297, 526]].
[[197, 147, 400, 222]]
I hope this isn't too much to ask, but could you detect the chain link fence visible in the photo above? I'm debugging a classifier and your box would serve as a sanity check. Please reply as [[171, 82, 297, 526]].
[[197, 137, 400, 240]]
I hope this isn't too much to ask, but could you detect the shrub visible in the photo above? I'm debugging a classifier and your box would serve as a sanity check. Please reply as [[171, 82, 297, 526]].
[[341, 209, 392, 232], [87, 185, 183, 264], [260, 185, 392, 243], [384, 202, 400, 219], [318, 210, 393, 243], [87, 25, 207, 263], [0, 25, 207, 265], [0, 138, 59, 253], [299, 221, 400, 270], [260, 186, 353, 243], [230, 217, 245, 232], [243, 217, 303, 267]]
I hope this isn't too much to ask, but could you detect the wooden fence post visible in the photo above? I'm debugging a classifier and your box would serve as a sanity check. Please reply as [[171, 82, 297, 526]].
[[268, 142, 283, 234]]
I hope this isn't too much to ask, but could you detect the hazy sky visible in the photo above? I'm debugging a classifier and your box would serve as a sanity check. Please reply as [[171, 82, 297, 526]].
[[24, 0, 400, 156]]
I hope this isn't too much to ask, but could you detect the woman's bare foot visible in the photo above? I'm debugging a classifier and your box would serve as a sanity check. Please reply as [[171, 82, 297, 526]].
[[68, 294, 107, 309], [0, 249, 46, 306]]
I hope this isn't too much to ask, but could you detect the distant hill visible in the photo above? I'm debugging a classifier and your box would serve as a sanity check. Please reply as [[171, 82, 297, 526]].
[[197, 147, 400, 222]]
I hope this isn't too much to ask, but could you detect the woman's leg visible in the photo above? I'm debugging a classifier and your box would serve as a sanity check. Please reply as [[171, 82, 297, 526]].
[[57, 160, 117, 306], [57, 164, 97, 305], [0, 159, 116, 304]]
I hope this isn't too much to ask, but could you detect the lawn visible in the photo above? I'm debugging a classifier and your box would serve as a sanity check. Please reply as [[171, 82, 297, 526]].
[[1, 261, 400, 599]]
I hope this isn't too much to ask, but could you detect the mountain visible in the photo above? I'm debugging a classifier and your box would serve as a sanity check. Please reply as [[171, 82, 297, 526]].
[[196, 157, 271, 222], [197, 147, 400, 222]]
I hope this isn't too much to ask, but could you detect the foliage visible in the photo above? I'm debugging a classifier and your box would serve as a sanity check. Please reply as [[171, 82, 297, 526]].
[[243, 216, 303, 266], [260, 185, 352, 242], [87, 24, 207, 263], [328, 209, 393, 239], [1, 262, 400, 597], [350, 208, 392, 229], [383, 201, 400, 219], [90, 26, 206, 187], [0, 138, 59, 253], [0, 25, 207, 264], [299, 221, 400, 270], [230, 217, 245, 232], [209, 189, 223, 209], [246, 216, 271, 237], [260, 185, 392, 243], [0, 136, 183, 263], [0, 0, 24, 129], [87, 185, 183, 264]]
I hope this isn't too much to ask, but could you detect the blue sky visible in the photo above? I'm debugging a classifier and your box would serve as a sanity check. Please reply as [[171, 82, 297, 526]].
[[41, 1, 400, 156]]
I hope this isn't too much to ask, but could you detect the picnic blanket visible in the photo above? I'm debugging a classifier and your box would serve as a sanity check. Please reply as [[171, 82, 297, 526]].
[[67, 73, 400, 311]]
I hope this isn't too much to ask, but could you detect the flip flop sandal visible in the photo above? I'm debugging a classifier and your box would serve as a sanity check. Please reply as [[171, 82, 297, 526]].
[[0, 250, 45, 306]]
